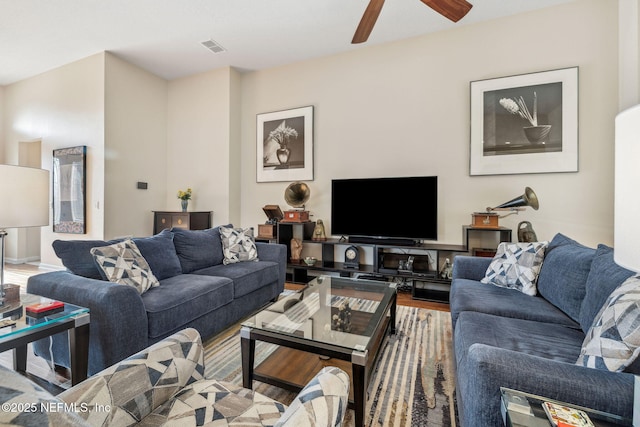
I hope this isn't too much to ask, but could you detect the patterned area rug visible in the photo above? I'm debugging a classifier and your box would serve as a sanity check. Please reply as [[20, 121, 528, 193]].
[[203, 305, 457, 427]]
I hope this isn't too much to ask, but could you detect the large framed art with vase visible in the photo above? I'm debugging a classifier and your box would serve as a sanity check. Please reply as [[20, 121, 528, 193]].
[[256, 106, 314, 182]]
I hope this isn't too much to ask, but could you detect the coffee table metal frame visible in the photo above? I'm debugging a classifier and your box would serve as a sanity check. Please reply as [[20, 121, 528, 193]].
[[0, 293, 90, 388], [241, 276, 397, 427]]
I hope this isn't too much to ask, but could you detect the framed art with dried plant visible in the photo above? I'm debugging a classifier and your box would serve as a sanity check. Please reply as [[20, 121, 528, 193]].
[[470, 67, 578, 176]]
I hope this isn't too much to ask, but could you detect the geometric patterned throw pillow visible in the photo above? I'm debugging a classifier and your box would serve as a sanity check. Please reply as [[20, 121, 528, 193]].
[[220, 226, 259, 265], [480, 241, 548, 296], [91, 239, 160, 294], [576, 275, 640, 372]]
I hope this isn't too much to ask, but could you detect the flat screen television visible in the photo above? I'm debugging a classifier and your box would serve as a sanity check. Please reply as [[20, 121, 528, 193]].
[[331, 176, 437, 245]]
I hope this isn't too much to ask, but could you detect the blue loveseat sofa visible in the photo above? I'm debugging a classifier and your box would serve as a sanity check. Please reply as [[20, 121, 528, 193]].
[[450, 233, 637, 427], [27, 226, 286, 375]]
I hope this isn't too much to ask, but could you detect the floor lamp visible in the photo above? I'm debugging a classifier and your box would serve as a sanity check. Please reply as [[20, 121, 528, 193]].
[[0, 165, 49, 306], [614, 104, 640, 426]]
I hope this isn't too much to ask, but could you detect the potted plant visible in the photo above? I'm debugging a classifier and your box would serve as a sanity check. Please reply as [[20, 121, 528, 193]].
[[268, 121, 298, 165], [177, 188, 192, 212], [499, 92, 551, 144]]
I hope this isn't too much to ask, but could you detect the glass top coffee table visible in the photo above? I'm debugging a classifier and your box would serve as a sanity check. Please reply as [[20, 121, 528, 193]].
[[241, 275, 397, 427], [0, 292, 90, 388], [500, 388, 632, 427]]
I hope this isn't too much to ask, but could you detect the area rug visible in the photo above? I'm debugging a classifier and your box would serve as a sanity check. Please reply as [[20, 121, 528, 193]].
[[203, 305, 457, 427]]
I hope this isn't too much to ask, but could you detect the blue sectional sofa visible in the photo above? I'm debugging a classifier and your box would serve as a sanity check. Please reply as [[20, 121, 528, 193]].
[[27, 226, 286, 375], [450, 233, 637, 427]]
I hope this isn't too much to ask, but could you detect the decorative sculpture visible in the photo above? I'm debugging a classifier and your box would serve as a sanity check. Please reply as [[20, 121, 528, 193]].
[[518, 221, 538, 243], [313, 219, 327, 241], [290, 238, 303, 261]]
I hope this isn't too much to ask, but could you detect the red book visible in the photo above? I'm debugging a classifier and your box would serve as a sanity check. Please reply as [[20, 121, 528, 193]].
[[26, 301, 64, 318]]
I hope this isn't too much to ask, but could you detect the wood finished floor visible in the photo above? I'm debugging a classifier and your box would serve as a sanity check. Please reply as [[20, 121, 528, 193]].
[[0, 263, 449, 391]]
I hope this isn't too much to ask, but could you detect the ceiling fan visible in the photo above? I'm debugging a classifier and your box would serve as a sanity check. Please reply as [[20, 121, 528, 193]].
[[352, 0, 473, 44]]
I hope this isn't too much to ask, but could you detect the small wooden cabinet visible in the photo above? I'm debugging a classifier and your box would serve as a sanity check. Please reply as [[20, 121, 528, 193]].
[[153, 211, 212, 234]]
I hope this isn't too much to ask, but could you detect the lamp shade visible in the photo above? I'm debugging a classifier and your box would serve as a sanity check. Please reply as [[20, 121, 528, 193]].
[[0, 165, 49, 229], [614, 104, 640, 272]]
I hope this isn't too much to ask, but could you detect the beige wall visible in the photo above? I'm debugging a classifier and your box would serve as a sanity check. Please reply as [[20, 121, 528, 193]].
[[619, 0, 640, 109], [0, 86, 4, 164], [2, 53, 106, 266], [239, 0, 619, 249], [104, 53, 168, 238], [166, 67, 239, 226], [1, 0, 635, 269]]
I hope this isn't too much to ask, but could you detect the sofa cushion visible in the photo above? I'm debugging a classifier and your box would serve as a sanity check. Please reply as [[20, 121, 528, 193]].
[[193, 260, 280, 298], [132, 229, 182, 280], [536, 233, 596, 323], [576, 275, 640, 373], [480, 241, 548, 296], [171, 226, 229, 273], [220, 226, 258, 265], [148, 379, 286, 426], [53, 238, 124, 280], [579, 244, 635, 333], [91, 239, 160, 294], [449, 278, 579, 329], [455, 311, 585, 364], [141, 274, 233, 339]]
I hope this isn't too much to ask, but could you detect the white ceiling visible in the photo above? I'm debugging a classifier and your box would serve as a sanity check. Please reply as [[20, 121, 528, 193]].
[[0, 0, 577, 86]]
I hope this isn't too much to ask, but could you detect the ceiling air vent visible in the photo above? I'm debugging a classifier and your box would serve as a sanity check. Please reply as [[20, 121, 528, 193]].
[[201, 39, 226, 54]]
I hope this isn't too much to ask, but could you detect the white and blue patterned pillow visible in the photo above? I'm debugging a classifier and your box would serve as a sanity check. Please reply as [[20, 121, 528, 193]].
[[480, 241, 548, 296], [91, 239, 159, 294], [220, 226, 259, 265], [576, 275, 640, 372]]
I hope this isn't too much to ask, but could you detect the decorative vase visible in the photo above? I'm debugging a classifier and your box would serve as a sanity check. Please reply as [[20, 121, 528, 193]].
[[181, 200, 188, 212], [523, 125, 552, 144], [276, 147, 291, 165]]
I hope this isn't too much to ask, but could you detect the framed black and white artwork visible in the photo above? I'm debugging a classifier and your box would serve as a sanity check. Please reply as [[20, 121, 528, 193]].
[[470, 67, 578, 176], [257, 106, 314, 182]]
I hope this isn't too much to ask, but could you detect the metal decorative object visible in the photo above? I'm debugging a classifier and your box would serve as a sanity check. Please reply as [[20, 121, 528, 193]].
[[312, 219, 327, 241], [518, 221, 538, 243]]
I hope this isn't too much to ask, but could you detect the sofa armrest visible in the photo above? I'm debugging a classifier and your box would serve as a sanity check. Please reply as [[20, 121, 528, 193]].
[[452, 255, 491, 281], [59, 328, 204, 426], [27, 271, 149, 375], [276, 366, 350, 427], [257, 242, 287, 285], [459, 343, 634, 427]]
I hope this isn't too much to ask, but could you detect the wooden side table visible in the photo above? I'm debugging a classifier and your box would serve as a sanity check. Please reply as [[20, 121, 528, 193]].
[[153, 211, 212, 234]]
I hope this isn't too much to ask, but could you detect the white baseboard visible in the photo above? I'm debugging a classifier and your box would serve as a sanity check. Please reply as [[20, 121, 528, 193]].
[[4, 256, 41, 264], [31, 263, 65, 271]]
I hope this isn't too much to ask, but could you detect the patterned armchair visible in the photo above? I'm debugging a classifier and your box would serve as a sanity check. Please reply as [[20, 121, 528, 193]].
[[0, 328, 350, 427]]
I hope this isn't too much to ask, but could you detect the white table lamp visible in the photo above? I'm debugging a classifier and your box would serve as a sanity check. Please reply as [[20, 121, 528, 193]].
[[614, 104, 640, 426], [0, 165, 49, 305]]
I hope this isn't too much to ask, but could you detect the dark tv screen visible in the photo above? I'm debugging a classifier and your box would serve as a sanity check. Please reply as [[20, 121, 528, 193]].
[[331, 176, 437, 242]]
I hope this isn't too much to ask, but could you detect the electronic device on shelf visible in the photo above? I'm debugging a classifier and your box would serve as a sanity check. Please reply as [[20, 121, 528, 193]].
[[331, 176, 438, 246]]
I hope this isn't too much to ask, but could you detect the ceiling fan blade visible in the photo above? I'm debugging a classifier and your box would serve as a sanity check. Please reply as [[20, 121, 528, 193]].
[[352, 0, 386, 44], [419, 0, 472, 23]]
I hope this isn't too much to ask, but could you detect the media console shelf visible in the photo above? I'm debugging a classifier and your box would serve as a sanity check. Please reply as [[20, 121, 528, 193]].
[[276, 222, 471, 302]]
